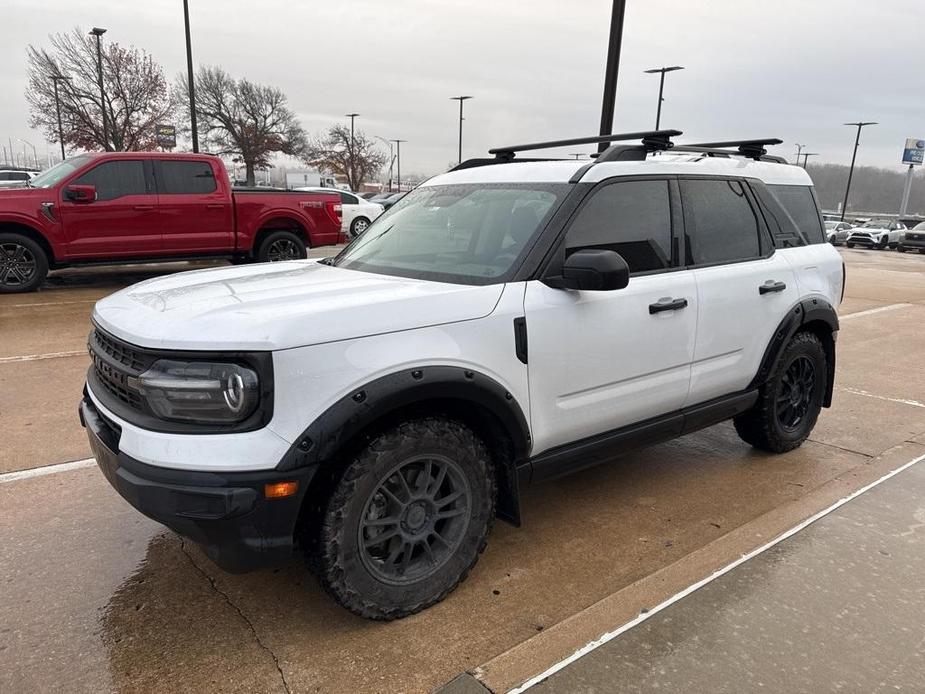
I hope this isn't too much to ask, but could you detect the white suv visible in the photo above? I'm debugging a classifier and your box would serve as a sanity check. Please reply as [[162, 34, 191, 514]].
[[80, 132, 843, 619]]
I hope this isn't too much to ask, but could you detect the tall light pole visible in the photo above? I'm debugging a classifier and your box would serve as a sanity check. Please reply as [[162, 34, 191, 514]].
[[17, 139, 37, 169], [449, 96, 472, 165], [50, 74, 70, 160], [375, 135, 395, 191], [392, 139, 406, 191], [643, 65, 684, 130], [598, 0, 627, 152], [183, 0, 199, 152], [801, 152, 819, 168], [841, 121, 877, 221], [794, 143, 806, 166], [89, 27, 109, 151], [345, 113, 360, 187]]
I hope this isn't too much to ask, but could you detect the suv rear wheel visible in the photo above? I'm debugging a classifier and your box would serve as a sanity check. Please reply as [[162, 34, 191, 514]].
[[734, 331, 826, 453], [315, 418, 495, 620], [0, 233, 48, 293]]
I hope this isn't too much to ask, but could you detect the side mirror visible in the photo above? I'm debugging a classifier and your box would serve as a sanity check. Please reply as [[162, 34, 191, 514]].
[[546, 249, 630, 291], [65, 184, 96, 203]]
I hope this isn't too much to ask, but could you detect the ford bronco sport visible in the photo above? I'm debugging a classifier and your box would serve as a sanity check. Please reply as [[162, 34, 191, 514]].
[[80, 131, 843, 619]]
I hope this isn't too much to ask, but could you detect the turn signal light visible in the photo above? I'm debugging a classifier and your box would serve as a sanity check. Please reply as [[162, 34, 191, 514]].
[[265, 481, 299, 499]]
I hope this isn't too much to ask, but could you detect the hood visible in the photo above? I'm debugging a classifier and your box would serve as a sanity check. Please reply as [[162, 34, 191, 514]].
[[92, 260, 505, 351], [0, 186, 46, 203]]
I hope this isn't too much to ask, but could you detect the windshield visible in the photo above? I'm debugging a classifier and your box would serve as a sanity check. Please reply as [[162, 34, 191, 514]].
[[28, 155, 92, 188], [825, 221, 837, 229], [333, 183, 569, 284], [913, 222, 925, 231]]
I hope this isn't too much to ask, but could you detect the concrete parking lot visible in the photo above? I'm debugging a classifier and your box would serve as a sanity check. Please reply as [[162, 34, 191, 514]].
[[2, 248, 924, 693]]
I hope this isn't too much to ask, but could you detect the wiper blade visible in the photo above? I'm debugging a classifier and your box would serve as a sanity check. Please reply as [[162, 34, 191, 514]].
[[318, 257, 334, 266]]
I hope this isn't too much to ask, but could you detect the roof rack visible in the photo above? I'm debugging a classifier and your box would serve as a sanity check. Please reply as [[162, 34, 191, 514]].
[[677, 138, 783, 160], [487, 129, 683, 161]]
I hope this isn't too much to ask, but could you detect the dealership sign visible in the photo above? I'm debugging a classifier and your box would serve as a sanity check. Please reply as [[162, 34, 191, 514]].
[[901, 137, 924, 165], [155, 124, 177, 148]]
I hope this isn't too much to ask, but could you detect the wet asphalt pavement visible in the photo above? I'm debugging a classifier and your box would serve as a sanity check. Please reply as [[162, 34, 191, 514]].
[[1, 248, 924, 693]]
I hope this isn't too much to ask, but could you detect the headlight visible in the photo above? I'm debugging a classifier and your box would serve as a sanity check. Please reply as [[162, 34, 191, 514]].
[[133, 359, 260, 423]]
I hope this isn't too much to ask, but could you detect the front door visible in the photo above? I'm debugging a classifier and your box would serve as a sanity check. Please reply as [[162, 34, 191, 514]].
[[59, 159, 161, 259], [524, 178, 697, 459]]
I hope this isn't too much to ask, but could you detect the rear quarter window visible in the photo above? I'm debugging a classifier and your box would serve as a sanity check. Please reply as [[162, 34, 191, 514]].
[[768, 185, 825, 245]]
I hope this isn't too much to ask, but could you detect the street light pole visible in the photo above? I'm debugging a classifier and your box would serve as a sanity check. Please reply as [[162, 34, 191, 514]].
[[794, 143, 806, 166], [841, 121, 877, 221], [183, 0, 199, 152], [89, 27, 109, 151], [345, 113, 360, 187], [449, 96, 472, 165], [375, 135, 394, 191], [392, 139, 406, 191], [801, 152, 818, 168], [598, 0, 627, 152], [643, 66, 684, 130], [50, 75, 70, 160]]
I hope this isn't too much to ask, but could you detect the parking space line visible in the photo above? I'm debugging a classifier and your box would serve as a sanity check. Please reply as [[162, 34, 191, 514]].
[[840, 387, 925, 409], [840, 303, 912, 320], [508, 450, 925, 693], [1, 299, 97, 308], [0, 458, 96, 485], [0, 350, 87, 364]]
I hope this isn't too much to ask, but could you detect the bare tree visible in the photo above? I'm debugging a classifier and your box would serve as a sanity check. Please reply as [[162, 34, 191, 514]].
[[177, 66, 307, 187], [306, 125, 387, 190], [25, 28, 175, 152]]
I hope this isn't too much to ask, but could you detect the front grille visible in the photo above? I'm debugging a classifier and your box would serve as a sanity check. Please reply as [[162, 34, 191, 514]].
[[88, 328, 154, 413]]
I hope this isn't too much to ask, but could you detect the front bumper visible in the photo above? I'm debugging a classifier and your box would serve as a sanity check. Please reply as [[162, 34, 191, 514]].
[[80, 396, 317, 572]]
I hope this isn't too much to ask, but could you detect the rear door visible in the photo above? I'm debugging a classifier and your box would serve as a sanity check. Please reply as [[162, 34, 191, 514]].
[[682, 178, 799, 406], [59, 159, 161, 258], [156, 159, 233, 253], [524, 177, 697, 457]]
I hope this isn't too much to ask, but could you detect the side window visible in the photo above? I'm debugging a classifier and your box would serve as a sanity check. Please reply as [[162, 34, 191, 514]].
[[682, 179, 761, 265], [0, 173, 8, 180], [73, 161, 147, 201], [565, 179, 672, 273], [159, 161, 216, 194], [340, 192, 357, 205], [768, 184, 825, 244]]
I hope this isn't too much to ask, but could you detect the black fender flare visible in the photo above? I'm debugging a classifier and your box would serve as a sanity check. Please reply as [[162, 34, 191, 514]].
[[275, 366, 531, 524], [748, 297, 839, 406]]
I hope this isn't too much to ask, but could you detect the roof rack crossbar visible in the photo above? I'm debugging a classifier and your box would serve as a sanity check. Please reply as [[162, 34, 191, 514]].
[[682, 138, 783, 160], [489, 129, 682, 160]]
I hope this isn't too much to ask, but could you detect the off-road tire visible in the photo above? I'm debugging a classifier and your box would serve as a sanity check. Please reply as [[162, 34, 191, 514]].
[[733, 331, 826, 453], [0, 233, 48, 293], [315, 418, 495, 620], [256, 230, 306, 263]]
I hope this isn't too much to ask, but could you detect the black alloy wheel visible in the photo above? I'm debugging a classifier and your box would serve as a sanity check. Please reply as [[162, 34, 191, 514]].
[[776, 356, 816, 432], [266, 238, 302, 261], [0, 241, 37, 288]]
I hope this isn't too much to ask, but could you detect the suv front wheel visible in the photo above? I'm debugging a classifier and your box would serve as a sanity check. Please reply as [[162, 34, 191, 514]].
[[734, 331, 826, 453], [315, 418, 495, 620]]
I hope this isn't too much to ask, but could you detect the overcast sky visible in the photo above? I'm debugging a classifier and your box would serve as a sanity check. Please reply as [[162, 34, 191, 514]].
[[1, 0, 922, 176]]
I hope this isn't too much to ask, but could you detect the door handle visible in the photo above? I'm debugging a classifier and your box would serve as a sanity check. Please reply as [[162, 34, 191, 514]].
[[649, 297, 688, 314], [759, 280, 787, 295], [133, 204, 155, 211], [206, 203, 225, 209]]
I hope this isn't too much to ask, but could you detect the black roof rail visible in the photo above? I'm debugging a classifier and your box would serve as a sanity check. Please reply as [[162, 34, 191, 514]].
[[488, 129, 682, 160], [450, 157, 562, 172], [680, 138, 783, 160]]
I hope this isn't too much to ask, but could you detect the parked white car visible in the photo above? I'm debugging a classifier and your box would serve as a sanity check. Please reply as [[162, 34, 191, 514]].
[[845, 219, 906, 249], [0, 169, 39, 188], [824, 220, 852, 245], [295, 187, 383, 236]]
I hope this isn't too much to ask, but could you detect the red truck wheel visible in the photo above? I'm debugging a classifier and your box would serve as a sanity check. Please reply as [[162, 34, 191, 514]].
[[257, 231, 307, 263], [0, 233, 49, 293]]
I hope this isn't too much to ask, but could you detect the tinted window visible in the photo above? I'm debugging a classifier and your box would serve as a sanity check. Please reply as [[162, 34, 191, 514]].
[[682, 179, 761, 265], [340, 192, 358, 205], [159, 160, 216, 194], [769, 185, 825, 244], [565, 180, 672, 273], [1, 171, 29, 181], [73, 161, 147, 201], [0, 173, 8, 180]]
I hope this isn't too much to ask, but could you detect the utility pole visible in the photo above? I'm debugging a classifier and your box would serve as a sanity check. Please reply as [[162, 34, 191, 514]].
[[50, 75, 70, 160], [598, 0, 627, 152], [392, 139, 406, 191], [89, 27, 109, 151], [450, 96, 472, 165], [183, 0, 199, 152], [345, 113, 360, 187], [643, 65, 684, 130], [841, 121, 877, 221], [899, 164, 915, 217]]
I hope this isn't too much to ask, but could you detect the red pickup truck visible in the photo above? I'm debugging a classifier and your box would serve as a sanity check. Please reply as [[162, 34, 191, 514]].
[[0, 152, 345, 292]]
